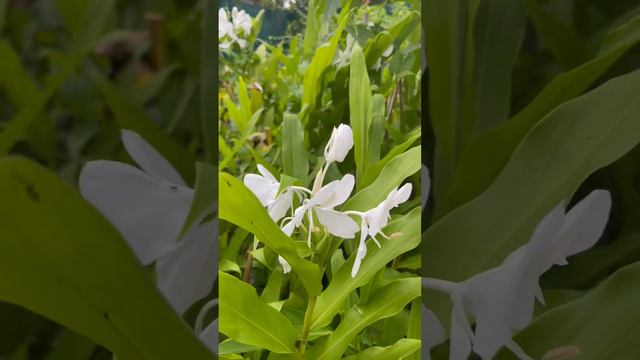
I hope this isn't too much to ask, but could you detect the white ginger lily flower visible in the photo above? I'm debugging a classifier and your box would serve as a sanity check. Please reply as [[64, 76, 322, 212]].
[[283, 174, 359, 246], [422, 189, 611, 360], [349, 183, 412, 277], [244, 164, 311, 273], [79, 130, 216, 315], [283, 0, 295, 10]]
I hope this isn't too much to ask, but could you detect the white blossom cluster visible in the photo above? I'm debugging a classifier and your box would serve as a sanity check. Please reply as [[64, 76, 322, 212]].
[[421, 165, 612, 360], [244, 124, 413, 277], [219, 7, 253, 50]]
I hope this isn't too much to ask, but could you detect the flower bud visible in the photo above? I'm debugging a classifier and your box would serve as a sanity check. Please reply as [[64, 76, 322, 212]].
[[324, 124, 353, 165]]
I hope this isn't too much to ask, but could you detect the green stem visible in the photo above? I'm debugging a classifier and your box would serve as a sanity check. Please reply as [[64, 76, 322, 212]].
[[299, 296, 317, 356]]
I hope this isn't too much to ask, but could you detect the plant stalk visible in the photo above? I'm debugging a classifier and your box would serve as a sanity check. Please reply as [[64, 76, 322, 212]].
[[299, 296, 317, 356]]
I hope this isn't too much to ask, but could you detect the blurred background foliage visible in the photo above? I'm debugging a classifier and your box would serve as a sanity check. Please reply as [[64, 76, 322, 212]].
[[0, 0, 213, 358]]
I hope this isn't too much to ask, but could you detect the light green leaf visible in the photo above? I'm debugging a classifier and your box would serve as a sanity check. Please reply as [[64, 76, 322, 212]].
[[219, 272, 296, 354], [311, 208, 420, 330], [367, 94, 386, 166], [349, 43, 373, 182], [301, 4, 352, 115], [361, 129, 420, 188], [220, 258, 242, 275], [0, 158, 212, 359], [219, 173, 322, 296], [342, 338, 421, 360], [309, 278, 420, 359], [282, 113, 308, 181], [344, 146, 420, 212]]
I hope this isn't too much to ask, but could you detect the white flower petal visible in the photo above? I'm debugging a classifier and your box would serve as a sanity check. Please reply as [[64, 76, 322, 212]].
[[324, 124, 353, 164], [422, 164, 430, 209], [199, 318, 218, 354], [121, 130, 186, 186], [422, 305, 445, 360], [79, 160, 193, 264], [393, 183, 412, 206], [257, 164, 277, 181], [449, 297, 473, 360], [278, 255, 292, 273], [315, 207, 359, 238], [317, 174, 355, 209], [268, 190, 293, 222], [243, 172, 279, 206], [351, 229, 368, 278], [156, 220, 217, 314]]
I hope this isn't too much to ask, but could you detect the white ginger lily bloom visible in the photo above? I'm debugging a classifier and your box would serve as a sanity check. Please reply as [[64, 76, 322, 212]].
[[79, 130, 216, 315], [244, 164, 310, 273], [283, 0, 295, 10], [283, 174, 359, 245], [244, 164, 306, 222], [422, 189, 611, 360], [349, 183, 412, 277]]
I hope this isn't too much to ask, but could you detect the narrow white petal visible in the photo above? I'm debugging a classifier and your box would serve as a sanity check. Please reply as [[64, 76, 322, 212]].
[[156, 221, 217, 314], [199, 318, 219, 354], [423, 305, 445, 360], [393, 183, 412, 205], [351, 229, 367, 278], [422, 164, 431, 209], [121, 130, 186, 186], [278, 255, 292, 273], [449, 296, 473, 360], [257, 164, 277, 181], [268, 190, 293, 221], [315, 207, 359, 238], [79, 160, 193, 264]]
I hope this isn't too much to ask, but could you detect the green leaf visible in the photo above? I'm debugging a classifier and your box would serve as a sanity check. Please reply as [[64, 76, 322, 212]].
[[363, 31, 393, 69], [470, 0, 525, 134], [342, 338, 421, 360], [0, 40, 39, 107], [367, 94, 386, 166], [361, 128, 420, 188], [260, 268, 284, 303], [282, 113, 308, 181], [311, 208, 420, 330], [424, 0, 469, 203], [94, 76, 196, 183], [0, 158, 211, 359], [220, 108, 264, 172], [447, 12, 640, 212], [180, 162, 216, 238], [220, 258, 242, 275], [349, 43, 373, 182], [219, 272, 296, 354], [388, 11, 421, 49], [424, 70, 640, 282], [219, 339, 261, 355], [522, 0, 589, 68], [344, 146, 420, 212], [308, 278, 420, 359], [301, 4, 352, 115], [219, 173, 322, 296], [501, 262, 640, 360]]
